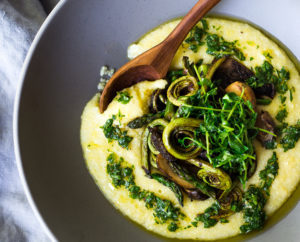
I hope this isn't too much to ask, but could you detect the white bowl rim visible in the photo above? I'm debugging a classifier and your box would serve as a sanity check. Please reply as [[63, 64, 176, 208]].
[[13, 0, 67, 241]]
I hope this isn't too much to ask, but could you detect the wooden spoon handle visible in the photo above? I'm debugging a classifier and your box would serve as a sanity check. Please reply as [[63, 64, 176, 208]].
[[152, 0, 221, 75]]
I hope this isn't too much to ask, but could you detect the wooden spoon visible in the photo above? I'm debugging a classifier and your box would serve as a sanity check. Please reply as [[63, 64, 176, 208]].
[[99, 0, 221, 113]]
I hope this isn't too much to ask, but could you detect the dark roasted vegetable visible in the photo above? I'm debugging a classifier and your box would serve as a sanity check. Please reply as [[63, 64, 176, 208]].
[[188, 159, 232, 191], [199, 150, 209, 162], [151, 173, 184, 206], [141, 119, 169, 174], [183, 56, 197, 77], [214, 57, 253, 86], [206, 57, 226, 80], [156, 154, 195, 189], [150, 126, 177, 162], [156, 155, 215, 198], [150, 89, 167, 113], [164, 100, 176, 121], [254, 83, 276, 99], [218, 186, 243, 210], [225, 81, 256, 108], [184, 189, 209, 201], [167, 76, 199, 106], [256, 110, 276, 149], [149, 152, 158, 169], [162, 118, 203, 160], [127, 112, 163, 129], [141, 127, 151, 175]]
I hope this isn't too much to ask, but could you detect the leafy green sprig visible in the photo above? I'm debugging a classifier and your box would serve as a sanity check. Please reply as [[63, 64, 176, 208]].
[[177, 79, 257, 186]]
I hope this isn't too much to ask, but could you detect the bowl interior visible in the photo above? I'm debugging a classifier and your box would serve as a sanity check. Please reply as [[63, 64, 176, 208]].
[[16, 0, 300, 241]]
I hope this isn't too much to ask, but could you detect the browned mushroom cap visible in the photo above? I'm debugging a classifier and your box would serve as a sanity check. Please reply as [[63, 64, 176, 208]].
[[184, 189, 209, 201], [156, 154, 195, 189], [213, 57, 254, 85], [256, 110, 276, 148], [225, 81, 256, 108], [254, 83, 276, 99]]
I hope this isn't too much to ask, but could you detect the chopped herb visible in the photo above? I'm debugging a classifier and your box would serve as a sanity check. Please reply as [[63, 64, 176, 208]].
[[264, 140, 277, 150], [185, 25, 206, 53], [289, 86, 295, 101], [205, 34, 245, 60], [240, 152, 279, 233], [116, 91, 132, 104], [240, 185, 266, 234], [263, 51, 273, 59], [245, 61, 290, 95], [102, 116, 133, 149], [220, 218, 229, 223], [250, 57, 254, 61], [127, 112, 164, 129], [167, 69, 185, 82], [256, 98, 272, 105], [259, 152, 279, 196], [276, 107, 288, 122], [280, 120, 300, 151], [200, 19, 209, 31], [168, 222, 179, 232], [106, 153, 184, 230], [151, 173, 183, 206], [279, 95, 287, 104], [194, 202, 220, 228]]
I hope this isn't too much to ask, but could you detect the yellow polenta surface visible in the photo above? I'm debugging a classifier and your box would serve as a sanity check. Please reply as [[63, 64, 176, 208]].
[[81, 18, 300, 240]]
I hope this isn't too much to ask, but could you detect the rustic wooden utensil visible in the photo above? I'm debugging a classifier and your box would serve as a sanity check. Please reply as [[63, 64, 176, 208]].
[[99, 0, 221, 113]]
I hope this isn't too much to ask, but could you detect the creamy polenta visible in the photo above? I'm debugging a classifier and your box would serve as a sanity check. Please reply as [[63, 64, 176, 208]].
[[81, 18, 300, 240]]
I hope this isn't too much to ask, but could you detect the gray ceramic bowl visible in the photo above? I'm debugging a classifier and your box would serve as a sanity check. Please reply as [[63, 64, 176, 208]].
[[14, 0, 300, 241]]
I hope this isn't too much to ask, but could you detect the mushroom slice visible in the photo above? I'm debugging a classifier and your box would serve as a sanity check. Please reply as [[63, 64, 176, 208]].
[[156, 154, 195, 189], [156, 155, 216, 199], [225, 81, 256, 108], [184, 189, 209, 201], [256, 110, 276, 148], [254, 83, 276, 99], [214, 57, 254, 86], [141, 119, 169, 175]]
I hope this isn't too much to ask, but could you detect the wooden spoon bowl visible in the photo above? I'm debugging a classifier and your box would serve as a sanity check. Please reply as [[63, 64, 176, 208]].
[[99, 0, 221, 113]]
